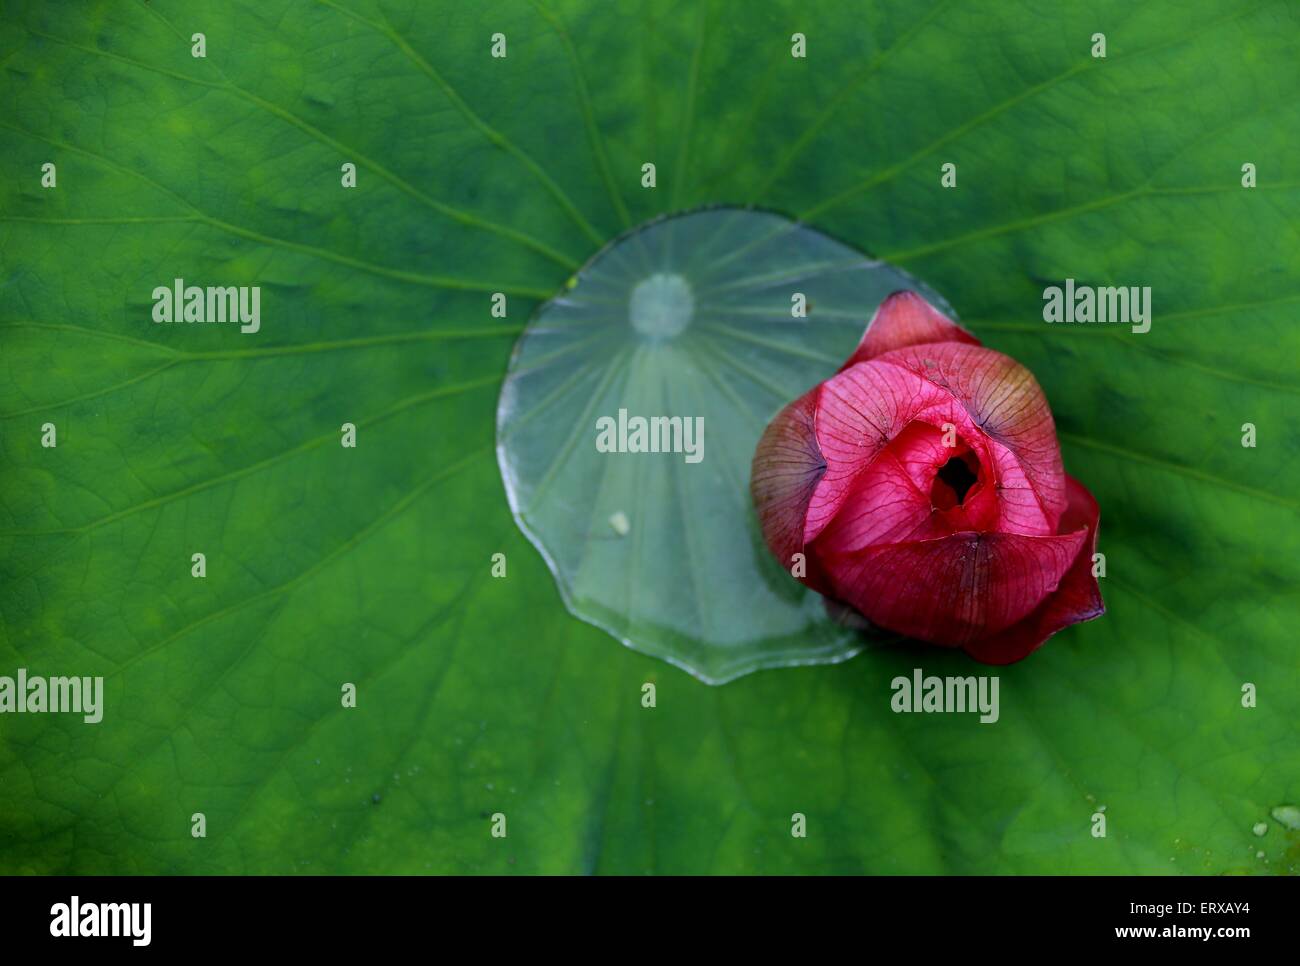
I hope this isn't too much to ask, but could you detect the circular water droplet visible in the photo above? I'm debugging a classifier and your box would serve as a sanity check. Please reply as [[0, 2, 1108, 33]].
[[497, 208, 953, 683], [1271, 804, 1300, 830], [1252, 821, 1268, 837]]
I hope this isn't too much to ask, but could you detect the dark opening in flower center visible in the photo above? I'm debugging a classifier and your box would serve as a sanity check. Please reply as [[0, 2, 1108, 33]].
[[932, 452, 980, 510]]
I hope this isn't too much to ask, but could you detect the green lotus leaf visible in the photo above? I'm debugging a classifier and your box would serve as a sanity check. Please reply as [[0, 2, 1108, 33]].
[[1, 0, 1296, 874]]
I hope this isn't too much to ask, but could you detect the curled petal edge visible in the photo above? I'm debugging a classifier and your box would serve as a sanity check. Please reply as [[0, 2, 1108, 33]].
[[962, 474, 1105, 664], [840, 289, 981, 370]]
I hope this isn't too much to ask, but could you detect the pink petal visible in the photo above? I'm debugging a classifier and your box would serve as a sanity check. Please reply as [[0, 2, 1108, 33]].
[[963, 475, 1105, 664], [806, 362, 935, 543], [818, 525, 1088, 647], [885, 420, 974, 494], [814, 422, 995, 553], [840, 290, 980, 370], [750, 389, 825, 567], [807, 361, 1002, 543], [873, 343, 1067, 528], [814, 444, 944, 551]]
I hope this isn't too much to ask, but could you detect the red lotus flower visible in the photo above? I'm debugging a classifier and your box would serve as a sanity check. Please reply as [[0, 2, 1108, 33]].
[[751, 291, 1104, 664]]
